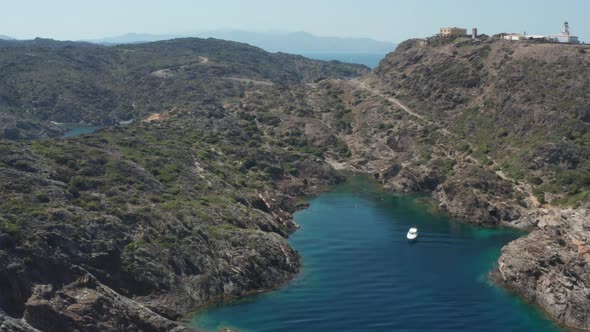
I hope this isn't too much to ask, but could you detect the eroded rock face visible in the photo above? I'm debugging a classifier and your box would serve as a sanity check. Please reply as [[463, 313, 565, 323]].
[[383, 164, 445, 193], [0, 128, 332, 331], [495, 209, 590, 330], [23, 267, 193, 332], [433, 165, 522, 226], [0, 313, 39, 331], [0, 217, 300, 332]]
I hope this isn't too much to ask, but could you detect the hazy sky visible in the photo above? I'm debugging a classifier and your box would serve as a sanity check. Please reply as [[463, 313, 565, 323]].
[[2, 0, 589, 42]]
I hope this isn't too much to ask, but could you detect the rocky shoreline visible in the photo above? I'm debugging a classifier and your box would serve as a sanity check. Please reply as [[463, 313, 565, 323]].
[[2, 133, 587, 331], [322, 78, 590, 328], [2, 35, 590, 331], [316, 36, 590, 330], [494, 209, 590, 330], [0, 127, 343, 331], [343, 154, 590, 330]]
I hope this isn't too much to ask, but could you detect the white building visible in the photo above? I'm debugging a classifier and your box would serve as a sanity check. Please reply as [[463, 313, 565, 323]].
[[503, 33, 524, 41], [502, 33, 547, 41], [548, 21, 580, 44], [502, 22, 581, 44]]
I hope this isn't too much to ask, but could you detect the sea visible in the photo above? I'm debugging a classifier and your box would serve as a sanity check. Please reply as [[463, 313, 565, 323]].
[[61, 125, 104, 138], [190, 174, 569, 332], [300, 53, 387, 69]]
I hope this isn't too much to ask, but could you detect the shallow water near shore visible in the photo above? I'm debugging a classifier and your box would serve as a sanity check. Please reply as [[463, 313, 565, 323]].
[[61, 125, 104, 138], [190, 175, 568, 332]]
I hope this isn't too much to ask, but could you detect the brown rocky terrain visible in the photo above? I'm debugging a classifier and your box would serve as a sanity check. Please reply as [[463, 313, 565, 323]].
[[2, 34, 590, 331], [0, 39, 358, 331], [340, 36, 590, 329], [494, 209, 590, 330], [0, 116, 345, 330]]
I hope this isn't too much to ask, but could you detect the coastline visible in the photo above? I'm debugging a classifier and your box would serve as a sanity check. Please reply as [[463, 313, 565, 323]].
[[324, 158, 589, 330], [180, 173, 350, 326], [189, 173, 553, 331]]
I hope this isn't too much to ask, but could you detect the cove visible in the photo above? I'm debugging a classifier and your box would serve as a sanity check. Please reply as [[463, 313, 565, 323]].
[[61, 125, 104, 138], [190, 175, 568, 332]]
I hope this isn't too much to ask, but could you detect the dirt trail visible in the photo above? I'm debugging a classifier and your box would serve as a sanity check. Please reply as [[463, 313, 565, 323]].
[[223, 77, 274, 86], [352, 79, 453, 138], [355, 80, 426, 121], [150, 56, 209, 78], [349, 78, 537, 203]]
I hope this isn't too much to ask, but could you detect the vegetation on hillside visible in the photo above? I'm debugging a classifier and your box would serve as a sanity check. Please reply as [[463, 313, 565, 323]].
[[375, 37, 590, 206], [0, 37, 368, 135]]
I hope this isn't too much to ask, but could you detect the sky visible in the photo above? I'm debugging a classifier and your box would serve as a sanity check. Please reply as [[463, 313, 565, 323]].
[[1, 0, 589, 43]]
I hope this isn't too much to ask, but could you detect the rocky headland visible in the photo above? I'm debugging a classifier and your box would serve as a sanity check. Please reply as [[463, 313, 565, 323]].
[[494, 209, 590, 330], [350, 36, 590, 329], [2, 35, 590, 330]]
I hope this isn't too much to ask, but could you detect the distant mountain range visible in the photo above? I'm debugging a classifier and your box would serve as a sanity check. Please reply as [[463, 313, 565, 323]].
[[89, 30, 396, 54], [0, 35, 15, 40]]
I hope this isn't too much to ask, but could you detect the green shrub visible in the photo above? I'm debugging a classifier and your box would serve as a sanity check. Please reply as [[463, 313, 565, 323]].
[[527, 176, 543, 186], [496, 128, 509, 138]]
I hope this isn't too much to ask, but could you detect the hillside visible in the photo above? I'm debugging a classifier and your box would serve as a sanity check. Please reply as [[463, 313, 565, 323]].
[[0, 37, 368, 139], [2, 35, 590, 330], [225, 35, 590, 329], [374, 38, 590, 207], [0, 39, 367, 331], [0, 120, 343, 330], [347, 36, 590, 330]]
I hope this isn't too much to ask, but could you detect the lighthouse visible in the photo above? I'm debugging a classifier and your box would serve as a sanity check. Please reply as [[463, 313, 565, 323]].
[[551, 21, 580, 43], [563, 21, 570, 35]]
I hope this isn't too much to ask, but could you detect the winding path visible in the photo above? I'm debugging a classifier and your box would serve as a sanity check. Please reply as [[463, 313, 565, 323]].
[[348, 78, 535, 202], [352, 79, 452, 138]]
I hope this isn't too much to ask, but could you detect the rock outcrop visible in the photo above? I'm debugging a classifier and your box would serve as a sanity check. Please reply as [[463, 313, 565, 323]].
[[433, 164, 522, 226], [494, 209, 590, 330], [23, 266, 193, 332]]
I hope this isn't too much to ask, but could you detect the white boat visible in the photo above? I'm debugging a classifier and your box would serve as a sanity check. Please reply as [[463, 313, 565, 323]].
[[407, 228, 418, 241]]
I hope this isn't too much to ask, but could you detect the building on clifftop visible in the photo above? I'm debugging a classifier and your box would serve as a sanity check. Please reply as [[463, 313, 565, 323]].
[[502, 22, 581, 44], [548, 21, 580, 44], [439, 27, 467, 37], [502, 33, 547, 41]]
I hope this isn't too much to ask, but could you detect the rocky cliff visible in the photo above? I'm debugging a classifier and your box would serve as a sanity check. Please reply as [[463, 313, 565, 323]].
[[349, 36, 590, 329], [0, 120, 343, 330], [2, 34, 590, 331], [0, 39, 359, 331], [494, 209, 590, 330]]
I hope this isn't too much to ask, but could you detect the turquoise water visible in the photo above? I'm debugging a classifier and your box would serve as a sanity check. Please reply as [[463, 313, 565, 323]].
[[61, 125, 103, 138], [300, 53, 386, 68], [190, 175, 567, 332]]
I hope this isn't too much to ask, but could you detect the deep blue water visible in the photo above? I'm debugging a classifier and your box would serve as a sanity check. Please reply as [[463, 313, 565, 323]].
[[300, 53, 386, 68], [61, 125, 103, 138], [190, 175, 568, 332]]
